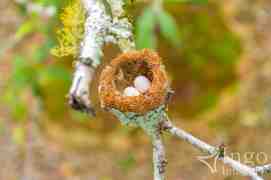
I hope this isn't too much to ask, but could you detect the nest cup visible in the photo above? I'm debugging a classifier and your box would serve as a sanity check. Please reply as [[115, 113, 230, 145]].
[[99, 49, 169, 114]]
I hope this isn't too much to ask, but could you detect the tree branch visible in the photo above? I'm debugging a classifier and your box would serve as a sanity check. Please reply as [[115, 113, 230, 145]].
[[66, 1, 271, 180], [68, 61, 96, 116], [69, 0, 134, 115], [161, 116, 270, 180], [152, 131, 167, 180], [255, 164, 271, 175]]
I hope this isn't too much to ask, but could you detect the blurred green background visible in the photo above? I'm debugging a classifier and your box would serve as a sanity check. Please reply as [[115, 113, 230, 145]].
[[1, 0, 271, 179]]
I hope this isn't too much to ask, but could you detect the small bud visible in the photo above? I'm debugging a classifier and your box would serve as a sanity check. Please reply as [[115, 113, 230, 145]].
[[134, 75, 151, 93], [123, 86, 140, 97]]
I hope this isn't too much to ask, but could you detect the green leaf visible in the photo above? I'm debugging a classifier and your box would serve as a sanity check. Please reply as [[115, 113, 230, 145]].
[[157, 10, 181, 47], [11, 56, 36, 91], [15, 21, 34, 40], [38, 65, 71, 85], [190, 0, 208, 4], [135, 7, 157, 49], [117, 153, 136, 173], [12, 127, 26, 145], [0, 120, 4, 135], [11, 56, 30, 89], [33, 38, 55, 63], [165, 0, 208, 4], [4, 90, 28, 122]]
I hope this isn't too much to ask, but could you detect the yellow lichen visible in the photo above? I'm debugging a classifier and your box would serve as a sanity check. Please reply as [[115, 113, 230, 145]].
[[51, 0, 86, 58]]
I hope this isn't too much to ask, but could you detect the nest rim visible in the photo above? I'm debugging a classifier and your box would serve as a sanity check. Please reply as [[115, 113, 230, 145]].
[[99, 49, 169, 114]]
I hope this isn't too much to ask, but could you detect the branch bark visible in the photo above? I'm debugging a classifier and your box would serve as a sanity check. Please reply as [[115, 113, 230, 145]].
[[152, 131, 167, 180], [161, 115, 271, 180], [255, 164, 271, 175], [67, 1, 271, 180], [68, 61, 96, 116], [69, 0, 134, 115]]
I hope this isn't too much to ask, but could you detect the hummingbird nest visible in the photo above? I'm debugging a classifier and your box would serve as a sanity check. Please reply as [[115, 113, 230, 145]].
[[99, 49, 169, 114]]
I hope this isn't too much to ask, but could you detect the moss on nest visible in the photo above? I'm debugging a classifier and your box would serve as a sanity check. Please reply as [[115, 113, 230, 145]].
[[99, 49, 169, 114]]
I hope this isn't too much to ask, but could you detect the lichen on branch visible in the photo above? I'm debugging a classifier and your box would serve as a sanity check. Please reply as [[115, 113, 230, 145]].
[[110, 105, 166, 137], [51, 0, 86, 58]]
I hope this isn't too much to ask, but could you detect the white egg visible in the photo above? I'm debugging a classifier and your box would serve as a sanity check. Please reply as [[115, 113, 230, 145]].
[[123, 86, 140, 97], [134, 75, 151, 93]]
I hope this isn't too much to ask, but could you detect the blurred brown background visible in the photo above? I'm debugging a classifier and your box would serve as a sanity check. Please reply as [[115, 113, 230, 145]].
[[1, 0, 271, 179]]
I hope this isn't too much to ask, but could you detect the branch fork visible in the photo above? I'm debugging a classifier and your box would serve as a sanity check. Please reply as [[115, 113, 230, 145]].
[[68, 0, 134, 115], [67, 1, 271, 180], [160, 116, 271, 180]]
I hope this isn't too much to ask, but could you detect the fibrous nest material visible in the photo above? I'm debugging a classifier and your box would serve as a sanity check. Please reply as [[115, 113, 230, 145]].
[[99, 49, 169, 114]]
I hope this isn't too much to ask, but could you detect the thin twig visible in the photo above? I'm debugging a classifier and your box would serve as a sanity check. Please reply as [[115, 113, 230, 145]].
[[67, 1, 271, 180], [162, 118, 266, 180], [255, 164, 271, 175]]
